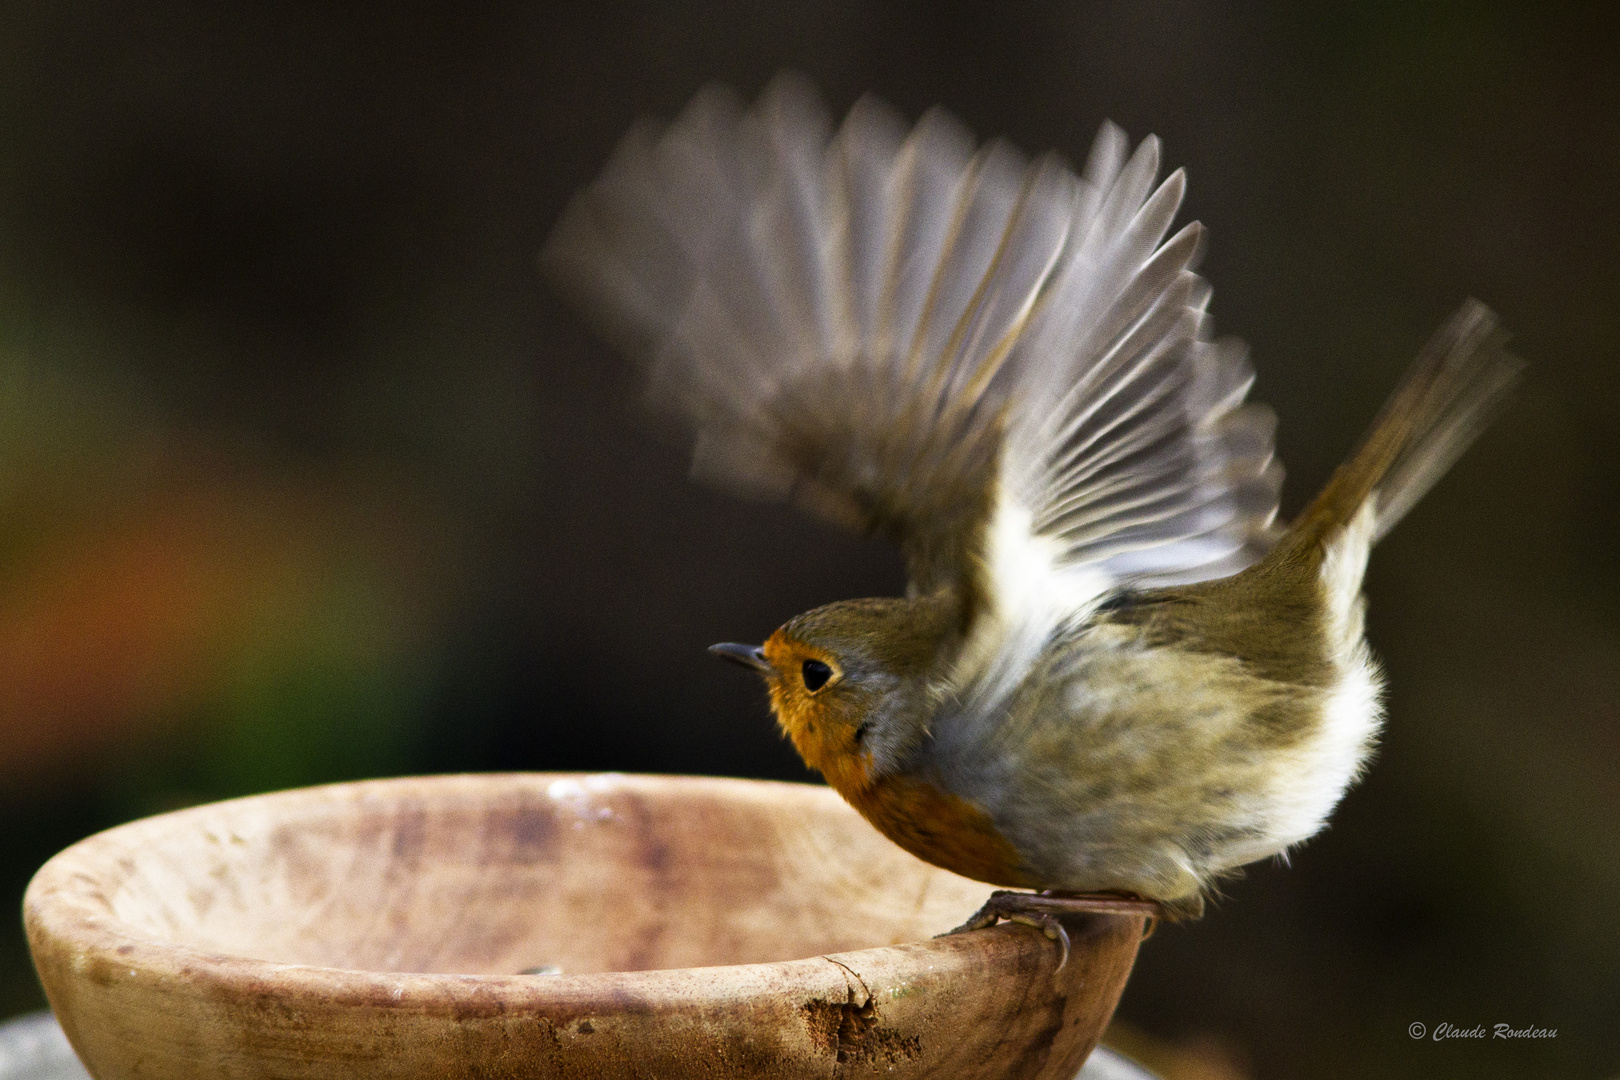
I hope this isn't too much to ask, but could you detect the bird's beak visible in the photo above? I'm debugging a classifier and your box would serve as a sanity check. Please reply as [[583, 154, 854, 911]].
[[709, 642, 771, 673]]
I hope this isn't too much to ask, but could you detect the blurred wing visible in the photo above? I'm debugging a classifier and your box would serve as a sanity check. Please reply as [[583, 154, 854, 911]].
[[544, 75, 1067, 592], [948, 131, 1283, 700], [1002, 136, 1282, 589], [543, 76, 1281, 633]]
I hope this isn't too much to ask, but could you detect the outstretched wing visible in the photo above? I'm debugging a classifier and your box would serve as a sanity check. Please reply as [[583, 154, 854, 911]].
[[543, 75, 1280, 638]]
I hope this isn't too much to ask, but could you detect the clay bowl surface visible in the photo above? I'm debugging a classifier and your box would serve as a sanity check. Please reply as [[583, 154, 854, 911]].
[[26, 773, 1146, 1079]]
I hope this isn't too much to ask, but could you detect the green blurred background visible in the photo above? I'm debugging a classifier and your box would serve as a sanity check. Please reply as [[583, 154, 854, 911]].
[[1, 2, 1616, 1077]]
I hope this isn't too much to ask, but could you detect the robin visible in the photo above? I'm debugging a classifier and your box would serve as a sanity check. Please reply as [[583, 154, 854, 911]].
[[543, 75, 1520, 958]]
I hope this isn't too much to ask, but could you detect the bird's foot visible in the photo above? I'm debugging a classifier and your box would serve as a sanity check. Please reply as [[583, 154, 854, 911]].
[[942, 890, 1165, 971]]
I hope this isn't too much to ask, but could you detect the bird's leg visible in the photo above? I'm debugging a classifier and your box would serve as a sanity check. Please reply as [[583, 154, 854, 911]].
[[943, 890, 1165, 970]]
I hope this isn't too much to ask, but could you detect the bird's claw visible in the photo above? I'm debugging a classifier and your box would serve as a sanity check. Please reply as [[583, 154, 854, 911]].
[[941, 889, 1165, 971], [1014, 911, 1071, 970]]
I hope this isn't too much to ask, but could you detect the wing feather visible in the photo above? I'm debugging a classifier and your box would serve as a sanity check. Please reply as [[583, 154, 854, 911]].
[[543, 76, 1282, 645]]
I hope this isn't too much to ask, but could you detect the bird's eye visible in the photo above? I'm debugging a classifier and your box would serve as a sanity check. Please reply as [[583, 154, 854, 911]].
[[801, 659, 833, 692]]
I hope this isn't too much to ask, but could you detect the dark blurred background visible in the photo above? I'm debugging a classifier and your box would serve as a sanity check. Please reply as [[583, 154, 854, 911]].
[[0, 2, 1616, 1077]]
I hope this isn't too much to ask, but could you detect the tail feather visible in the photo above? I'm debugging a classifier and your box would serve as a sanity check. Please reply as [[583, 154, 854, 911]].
[[1295, 299, 1522, 547]]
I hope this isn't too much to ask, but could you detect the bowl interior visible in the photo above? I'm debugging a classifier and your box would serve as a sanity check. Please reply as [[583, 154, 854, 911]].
[[94, 773, 994, 976]]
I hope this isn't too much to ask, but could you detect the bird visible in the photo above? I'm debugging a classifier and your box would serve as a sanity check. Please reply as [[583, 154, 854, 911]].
[[542, 74, 1522, 951]]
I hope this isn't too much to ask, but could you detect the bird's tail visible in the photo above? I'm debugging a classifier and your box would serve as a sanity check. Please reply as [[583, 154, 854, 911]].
[[1290, 299, 1522, 549]]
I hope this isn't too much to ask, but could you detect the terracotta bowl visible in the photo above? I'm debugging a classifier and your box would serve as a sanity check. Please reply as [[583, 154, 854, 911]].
[[25, 773, 1147, 1079]]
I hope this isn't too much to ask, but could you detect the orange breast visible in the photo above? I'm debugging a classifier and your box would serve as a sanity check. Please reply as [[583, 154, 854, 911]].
[[842, 774, 1035, 889]]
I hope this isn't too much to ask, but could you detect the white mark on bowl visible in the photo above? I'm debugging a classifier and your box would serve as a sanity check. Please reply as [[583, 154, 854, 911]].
[[548, 777, 618, 824], [547, 779, 585, 801]]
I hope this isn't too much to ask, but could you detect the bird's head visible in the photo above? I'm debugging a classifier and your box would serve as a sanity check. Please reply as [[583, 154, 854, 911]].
[[710, 593, 959, 795]]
